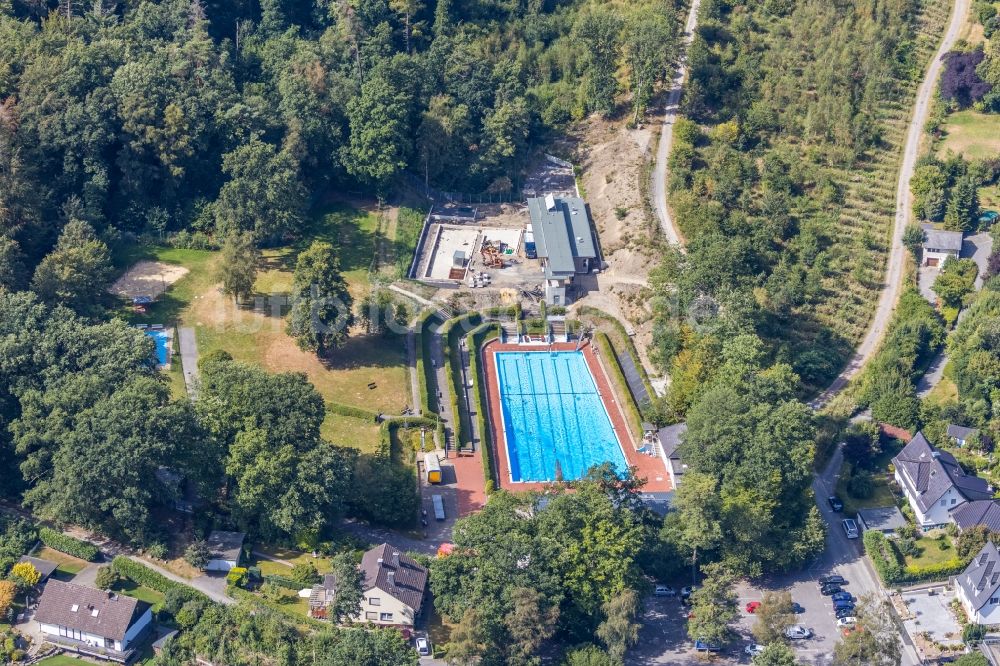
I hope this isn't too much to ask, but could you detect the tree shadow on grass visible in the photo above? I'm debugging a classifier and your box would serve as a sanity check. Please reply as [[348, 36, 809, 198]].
[[318, 334, 407, 372]]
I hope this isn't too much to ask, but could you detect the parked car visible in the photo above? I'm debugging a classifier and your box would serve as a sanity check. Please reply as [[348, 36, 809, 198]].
[[831, 591, 854, 602], [745, 643, 765, 656], [654, 584, 676, 597], [843, 518, 859, 539], [745, 601, 761, 614], [694, 639, 720, 652], [415, 636, 431, 657], [791, 602, 805, 614], [836, 607, 856, 619], [681, 586, 697, 599], [828, 495, 844, 512], [785, 625, 813, 640], [836, 617, 857, 628], [819, 575, 847, 587], [833, 599, 856, 612], [821, 584, 843, 596]]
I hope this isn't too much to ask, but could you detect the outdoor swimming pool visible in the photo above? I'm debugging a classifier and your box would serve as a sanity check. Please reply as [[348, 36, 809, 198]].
[[494, 351, 627, 482], [145, 328, 172, 366]]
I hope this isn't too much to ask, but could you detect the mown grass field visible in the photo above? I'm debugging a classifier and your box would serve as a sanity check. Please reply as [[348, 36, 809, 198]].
[[34, 546, 88, 578], [111, 203, 421, 448], [938, 110, 1000, 161], [902, 531, 957, 569]]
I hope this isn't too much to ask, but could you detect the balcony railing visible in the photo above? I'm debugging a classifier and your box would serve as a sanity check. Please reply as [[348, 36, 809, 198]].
[[43, 634, 136, 663]]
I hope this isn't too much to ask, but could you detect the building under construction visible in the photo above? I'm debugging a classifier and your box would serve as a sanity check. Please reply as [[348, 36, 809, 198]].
[[526, 194, 598, 305]]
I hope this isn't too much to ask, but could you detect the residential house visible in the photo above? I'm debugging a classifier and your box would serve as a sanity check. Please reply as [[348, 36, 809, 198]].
[[921, 226, 963, 266], [34, 580, 152, 662], [892, 432, 993, 529], [951, 500, 1000, 533], [947, 424, 983, 449], [308, 574, 338, 620], [657, 423, 687, 489], [957, 541, 1000, 624], [527, 194, 598, 305], [357, 543, 428, 628], [856, 506, 908, 537], [204, 531, 245, 572]]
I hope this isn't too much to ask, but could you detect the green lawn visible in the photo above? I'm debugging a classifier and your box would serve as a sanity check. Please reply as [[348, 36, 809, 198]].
[[903, 532, 957, 569], [320, 413, 383, 453], [252, 545, 335, 574], [37, 657, 94, 665], [34, 546, 88, 577], [110, 202, 412, 436], [116, 580, 166, 611], [938, 110, 1000, 161]]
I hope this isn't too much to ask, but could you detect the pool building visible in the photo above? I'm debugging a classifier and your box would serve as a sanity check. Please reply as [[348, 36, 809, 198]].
[[527, 194, 598, 306]]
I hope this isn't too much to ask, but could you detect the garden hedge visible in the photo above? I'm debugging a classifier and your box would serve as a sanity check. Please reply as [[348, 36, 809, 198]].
[[263, 574, 302, 590], [467, 323, 500, 492], [38, 527, 100, 562], [325, 402, 378, 421], [578, 306, 656, 407], [111, 556, 212, 604], [594, 331, 643, 440], [864, 530, 969, 584], [416, 309, 438, 415]]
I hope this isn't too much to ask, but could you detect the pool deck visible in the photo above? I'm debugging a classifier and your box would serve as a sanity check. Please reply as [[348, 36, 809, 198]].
[[481, 339, 672, 494]]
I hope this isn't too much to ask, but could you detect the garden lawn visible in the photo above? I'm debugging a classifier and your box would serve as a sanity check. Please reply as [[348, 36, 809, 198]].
[[938, 111, 1000, 161], [37, 657, 94, 665], [115, 580, 166, 611], [252, 545, 335, 575], [112, 202, 412, 426], [903, 532, 958, 569], [321, 413, 382, 453]]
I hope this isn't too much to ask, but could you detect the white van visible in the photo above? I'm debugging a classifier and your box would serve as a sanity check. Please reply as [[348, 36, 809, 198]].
[[842, 518, 859, 539]]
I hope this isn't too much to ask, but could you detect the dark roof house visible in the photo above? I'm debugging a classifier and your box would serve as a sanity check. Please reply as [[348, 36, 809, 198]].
[[527, 195, 596, 279], [360, 543, 428, 613], [657, 423, 687, 485], [952, 500, 1000, 532], [922, 226, 963, 254], [35, 580, 149, 643], [205, 531, 245, 563], [856, 506, 908, 535], [892, 432, 992, 514], [957, 541, 1000, 616], [948, 424, 980, 442]]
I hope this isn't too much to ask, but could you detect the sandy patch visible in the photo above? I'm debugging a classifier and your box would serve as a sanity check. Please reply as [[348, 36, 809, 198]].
[[111, 261, 190, 299]]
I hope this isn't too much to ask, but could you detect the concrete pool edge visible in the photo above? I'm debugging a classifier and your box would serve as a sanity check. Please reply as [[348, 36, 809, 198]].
[[480, 339, 673, 494]]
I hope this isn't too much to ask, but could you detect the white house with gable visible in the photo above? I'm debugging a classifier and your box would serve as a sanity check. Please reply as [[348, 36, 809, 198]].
[[957, 541, 1000, 624]]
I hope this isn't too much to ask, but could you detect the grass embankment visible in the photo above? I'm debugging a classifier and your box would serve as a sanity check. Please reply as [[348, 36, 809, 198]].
[[113, 203, 418, 453]]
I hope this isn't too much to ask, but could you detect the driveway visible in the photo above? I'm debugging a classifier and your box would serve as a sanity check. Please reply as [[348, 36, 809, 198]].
[[963, 232, 993, 288]]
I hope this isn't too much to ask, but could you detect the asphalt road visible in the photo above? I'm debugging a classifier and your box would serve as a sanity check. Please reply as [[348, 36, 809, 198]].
[[651, 0, 701, 247]]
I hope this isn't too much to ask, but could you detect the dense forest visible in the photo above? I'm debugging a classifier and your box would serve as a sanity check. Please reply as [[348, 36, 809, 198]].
[[0, 0, 680, 290], [651, 0, 949, 410]]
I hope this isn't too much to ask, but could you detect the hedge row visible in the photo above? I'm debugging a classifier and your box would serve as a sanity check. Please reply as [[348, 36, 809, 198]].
[[262, 573, 302, 590], [111, 556, 212, 604], [441, 313, 482, 449], [378, 416, 439, 458], [578, 306, 656, 406], [863, 531, 969, 585], [594, 331, 643, 441], [467, 323, 500, 493], [38, 527, 100, 562], [326, 402, 379, 422]]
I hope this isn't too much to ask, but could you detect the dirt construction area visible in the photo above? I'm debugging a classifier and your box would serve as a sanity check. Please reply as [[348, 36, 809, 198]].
[[111, 260, 190, 299]]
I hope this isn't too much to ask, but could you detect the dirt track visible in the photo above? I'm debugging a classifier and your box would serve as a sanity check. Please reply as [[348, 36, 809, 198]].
[[812, 0, 969, 408]]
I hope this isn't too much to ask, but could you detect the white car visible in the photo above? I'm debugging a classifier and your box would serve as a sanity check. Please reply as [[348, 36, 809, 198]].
[[836, 617, 857, 628], [415, 636, 431, 656], [654, 584, 676, 597], [843, 518, 859, 539], [744, 643, 765, 656], [785, 624, 813, 640]]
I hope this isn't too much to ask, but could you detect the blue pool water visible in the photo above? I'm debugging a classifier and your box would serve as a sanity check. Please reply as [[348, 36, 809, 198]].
[[145, 329, 171, 365], [495, 351, 626, 482]]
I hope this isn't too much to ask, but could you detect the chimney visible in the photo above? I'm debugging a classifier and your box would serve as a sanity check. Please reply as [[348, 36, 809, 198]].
[[392, 551, 399, 567], [387, 571, 395, 587]]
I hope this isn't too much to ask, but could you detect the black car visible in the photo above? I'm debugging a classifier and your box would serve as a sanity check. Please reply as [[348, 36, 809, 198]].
[[835, 607, 856, 619], [820, 584, 843, 596], [791, 602, 805, 614], [828, 496, 844, 512], [819, 575, 847, 587]]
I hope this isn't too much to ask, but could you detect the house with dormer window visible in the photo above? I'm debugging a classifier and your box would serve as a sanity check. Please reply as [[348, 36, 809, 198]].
[[892, 432, 993, 530], [355, 543, 428, 628], [957, 541, 1000, 624]]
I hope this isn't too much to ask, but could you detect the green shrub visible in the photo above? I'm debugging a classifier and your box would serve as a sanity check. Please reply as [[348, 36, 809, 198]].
[[290, 562, 319, 585], [38, 527, 100, 561], [226, 566, 249, 588], [326, 402, 379, 421], [846, 469, 874, 499], [864, 530, 905, 584], [95, 566, 120, 590], [111, 556, 212, 603], [964, 623, 987, 642], [263, 574, 302, 590]]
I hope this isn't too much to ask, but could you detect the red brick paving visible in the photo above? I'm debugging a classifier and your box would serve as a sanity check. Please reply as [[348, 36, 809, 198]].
[[449, 450, 487, 517], [480, 339, 672, 494]]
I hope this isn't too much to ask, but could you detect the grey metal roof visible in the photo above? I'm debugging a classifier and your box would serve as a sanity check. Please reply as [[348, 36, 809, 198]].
[[360, 543, 428, 613], [952, 500, 1000, 532], [856, 506, 907, 532], [921, 226, 963, 252], [205, 530, 245, 562], [958, 541, 1000, 611], [947, 424, 979, 441], [892, 432, 993, 513], [527, 196, 596, 278], [657, 423, 687, 459], [18, 555, 59, 581], [34, 580, 146, 641]]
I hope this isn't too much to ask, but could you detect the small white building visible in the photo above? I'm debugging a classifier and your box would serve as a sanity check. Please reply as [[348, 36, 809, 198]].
[[892, 432, 993, 530], [204, 530, 245, 572], [34, 580, 153, 660], [356, 543, 428, 628], [957, 541, 1000, 624], [921, 226, 963, 266]]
